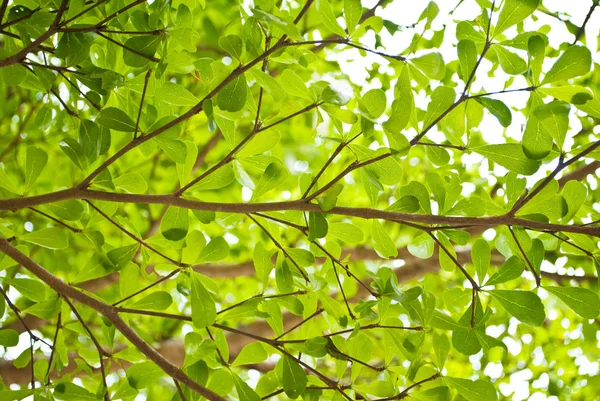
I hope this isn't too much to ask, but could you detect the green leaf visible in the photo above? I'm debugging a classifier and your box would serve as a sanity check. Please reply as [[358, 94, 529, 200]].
[[489, 290, 545, 326], [79, 119, 101, 164], [189, 164, 235, 192], [384, 65, 413, 136], [317, 183, 343, 211], [54, 383, 98, 400], [445, 377, 498, 401], [493, 0, 540, 36], [0, 329, 19, 347], [238, 130, 281, 157], [411, 52, 445, 80], [6, 278, 46, 301], [472, 239, 490, 283], [408, 234, 434, 259], [473, 144, 540, 175], [359, 89, 386, 119], [562, 180, 586, 221], [159, 82, 200, 106], [154, 137, 188, 164], [475, 330, 508, 352], [411, 387, 452, 401], [0, 165, 21, 194], [249, 69, 286, 101], [107, 243, 138, 269], [344, 0, 361, 34], [123, 36, 160, 67], [423, 86, 455, 129], [307, 212, 328, 240], [372, 220, 397, 258], [73, 253, 115, 283], [430, 310, 467, 330], [281, 356, 307, 399], [457, 40, 477, 81], [286, 248, 315, 267], [217, 75, 247, 112], [232, 343, 268, 366], [386, 196, 420, 213], [474, 97, 512, 127], [114, 172, 148, 193], [528, 35, 545, 84], [494, 45, 527, 75], [45, 200, 83, 221], [253, 242, 273, 289], [252, 161, 288, 200], [544, 286, 600, 319], [432, 332, 449, 369], [328, 222, 363, 243], [252, 9, 303, 40], [130, 291, 172, 311], [97, 107, 136, 132], [59, 137, 87, 170], [533, 101, 570, 149], [522, 92, 552, 160], [0, 390, 31, 401], [198, 236, 229, 262], [542, 46, 591, 84], [24, 146, 47, 193], [484, 256, 524, 286], [20, 227, 68, 249], [316, 0, 346, 37], [281, 70, 313, 101], [161, 206, 189, 241], [219, 34, 243, 60], [191, 272, 216, 329], [234, 373, 261, 401], [126, 361, 164, 389]]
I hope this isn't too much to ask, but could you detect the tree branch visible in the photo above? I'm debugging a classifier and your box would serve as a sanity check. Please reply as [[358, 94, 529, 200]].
[[0, 239, 227, 401]]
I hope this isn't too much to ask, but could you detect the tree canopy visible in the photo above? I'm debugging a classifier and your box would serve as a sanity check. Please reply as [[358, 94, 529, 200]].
[[1, 0, 600, 400]]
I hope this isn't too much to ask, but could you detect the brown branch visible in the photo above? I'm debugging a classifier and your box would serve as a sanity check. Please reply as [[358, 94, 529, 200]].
[[305, 152, 392, 201], [94, 0, 147, 27], [0, 6, 39, 31], [60, 0, 110, 26], [302, 131, 362, 199], [0, 0, 68, 66], [279, 323, 423, 344], [508, 226, 541, 287], [96, 31, 160, 62], [85, 200, 184, 267], [572, 1, 597, 44], [77, 0, 317, 189], [134, 69, 152, 139], [0, 239, 227, 401], [62, 297, 111, 401], [374, 373, 440, 401], [2, 188, 600, 237], [254, 212, 376, 296], [45, 312, 61, 385], [0, 0, 10, 25], [176, 102, 321, 195], [56, 70, 102, 110], [558, 160, 600, 185], [247, 214, 310, 281], [0, 285, 52, 348], [50, 87, 78, 117], [274, 308, 324, 340], [512, 140, 600, 214], [28, 207, 82, 233], [410, 1, 495, 146]]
